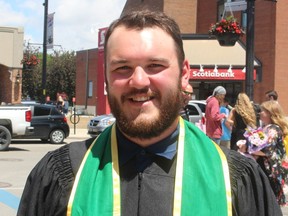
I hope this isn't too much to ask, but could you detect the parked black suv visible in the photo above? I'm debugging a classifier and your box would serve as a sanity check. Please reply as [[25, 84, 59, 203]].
[[15, 104, 70, 144]]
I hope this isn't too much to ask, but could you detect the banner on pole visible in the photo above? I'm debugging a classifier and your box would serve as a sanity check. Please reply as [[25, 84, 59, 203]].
[[47, 13, 55, 49]]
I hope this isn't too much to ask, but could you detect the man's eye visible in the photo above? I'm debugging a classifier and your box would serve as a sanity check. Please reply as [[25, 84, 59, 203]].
[[115, 66, 131, 72], [146, 64, 165, 74], [149, 63, 163, 68]]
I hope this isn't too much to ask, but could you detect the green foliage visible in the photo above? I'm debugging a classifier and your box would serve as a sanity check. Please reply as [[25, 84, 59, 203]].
[[22, 45, 42, 101], [46, 50, 76, 102], [22, 44, 76, 103]]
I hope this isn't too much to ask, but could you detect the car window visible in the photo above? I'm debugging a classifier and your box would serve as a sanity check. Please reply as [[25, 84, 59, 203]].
[[34, 106, 51, 116], [186, 104, 201, 116], [195, 103, 206, 113]]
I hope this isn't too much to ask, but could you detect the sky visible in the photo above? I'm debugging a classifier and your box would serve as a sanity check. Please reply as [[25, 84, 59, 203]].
[[0, 0, 126, 51]]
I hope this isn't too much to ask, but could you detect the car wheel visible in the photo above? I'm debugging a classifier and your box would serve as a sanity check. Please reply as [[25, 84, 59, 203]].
[[0, 126, 11, 151], [50, 129, 65, 144]]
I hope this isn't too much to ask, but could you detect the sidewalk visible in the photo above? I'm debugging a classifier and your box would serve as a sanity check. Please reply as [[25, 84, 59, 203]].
[[67, 115, 92, 140], [68, 128, 90, 139]]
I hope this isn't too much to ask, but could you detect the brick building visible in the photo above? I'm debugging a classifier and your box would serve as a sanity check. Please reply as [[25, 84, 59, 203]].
[[0, 27, 24, 104], [196, 0, 288, 111], [76, 0, 288, 115]]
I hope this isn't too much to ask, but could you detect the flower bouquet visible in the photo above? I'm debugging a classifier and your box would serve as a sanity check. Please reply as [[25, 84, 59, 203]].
[[237, 126, 276, 156], [243, 127, 271, 154]]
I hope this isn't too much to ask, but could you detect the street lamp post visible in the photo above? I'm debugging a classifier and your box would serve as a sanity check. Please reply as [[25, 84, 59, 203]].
[[245, 0, 255, 101], [42, 0, 48, 103]]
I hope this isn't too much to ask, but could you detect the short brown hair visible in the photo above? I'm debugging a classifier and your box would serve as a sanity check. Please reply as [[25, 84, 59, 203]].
[[265, 90, 278, 100], [104, 10, 185, 73]]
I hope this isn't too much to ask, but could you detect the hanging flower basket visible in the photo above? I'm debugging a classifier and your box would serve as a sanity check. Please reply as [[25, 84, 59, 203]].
[[21, 54, 40, 70], [215, 33, 240, 46], [209, 16, 245, 47]]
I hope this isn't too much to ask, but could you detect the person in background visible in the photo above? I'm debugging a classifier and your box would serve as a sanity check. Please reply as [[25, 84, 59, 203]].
[[179, 84, 193, 121], [227, 92, 257, 151], [239, 100, 288, 206], [63, 99, 69, 115], [56, 95, 65, 113], [265, 90, 278, 101], [220, 98, 232, 148], [45, 96, 54, 105], [205, 86, 227, 145], [259, 101, 288, 205], [17, 11, 281, 216]]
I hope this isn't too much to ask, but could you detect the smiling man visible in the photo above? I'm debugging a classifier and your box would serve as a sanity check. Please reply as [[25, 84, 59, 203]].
[[105, 25, 188, 143], [17, 11, 281, 216]]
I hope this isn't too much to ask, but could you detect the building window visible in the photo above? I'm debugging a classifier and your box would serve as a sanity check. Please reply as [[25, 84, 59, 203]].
[[88, 81, 93, 98], [217, 0, 225, 21], [241, 11, 247, 29]]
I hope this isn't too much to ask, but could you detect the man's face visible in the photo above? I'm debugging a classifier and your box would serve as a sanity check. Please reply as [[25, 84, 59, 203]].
[[105, 26, 189, 139], [182, 84, 193, 105]]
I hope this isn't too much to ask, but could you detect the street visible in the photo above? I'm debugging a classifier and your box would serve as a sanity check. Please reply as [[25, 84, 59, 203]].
[[0, 128, 90, 216], [1, 131, 288, 215]]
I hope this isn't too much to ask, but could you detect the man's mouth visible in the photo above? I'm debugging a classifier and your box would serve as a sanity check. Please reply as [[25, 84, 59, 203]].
[[123, 89, 158, 103], [130, 96, 153, 102]]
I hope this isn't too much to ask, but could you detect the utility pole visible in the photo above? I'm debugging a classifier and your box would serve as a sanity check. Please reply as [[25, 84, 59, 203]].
[[245, 0, 255, 101], [42, 0, 48, 103]]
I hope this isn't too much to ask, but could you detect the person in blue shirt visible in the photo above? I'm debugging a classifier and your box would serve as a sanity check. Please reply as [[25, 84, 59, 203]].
[[220, 98, 231, 148]]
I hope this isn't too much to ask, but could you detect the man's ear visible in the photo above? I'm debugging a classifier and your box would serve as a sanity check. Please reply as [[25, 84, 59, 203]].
[[181, 60, 190, 90], [104, 82, 109, 95]]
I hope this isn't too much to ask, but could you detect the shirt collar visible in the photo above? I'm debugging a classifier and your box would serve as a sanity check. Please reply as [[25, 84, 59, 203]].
[[117, 125, 179, 166]]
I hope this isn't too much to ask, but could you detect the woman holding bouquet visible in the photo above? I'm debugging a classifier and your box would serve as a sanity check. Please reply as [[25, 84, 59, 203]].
[[257, 100, 288, 205]]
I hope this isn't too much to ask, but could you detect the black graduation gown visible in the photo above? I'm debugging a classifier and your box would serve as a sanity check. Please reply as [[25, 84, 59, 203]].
[[17, 138, 282, 216]]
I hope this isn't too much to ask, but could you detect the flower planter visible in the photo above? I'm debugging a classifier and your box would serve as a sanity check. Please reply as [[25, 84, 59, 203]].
[[215, 33, 240, 46]]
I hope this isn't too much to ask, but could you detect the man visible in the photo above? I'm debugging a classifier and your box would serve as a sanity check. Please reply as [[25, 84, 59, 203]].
[[265, 90, 278, 101], [179, 84, 193, 121], [17, 11, 281, 216], [205, 86, 227, 145]]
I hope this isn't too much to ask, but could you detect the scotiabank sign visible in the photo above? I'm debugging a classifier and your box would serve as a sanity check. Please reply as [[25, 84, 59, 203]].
[[190, 68, 256, 80]]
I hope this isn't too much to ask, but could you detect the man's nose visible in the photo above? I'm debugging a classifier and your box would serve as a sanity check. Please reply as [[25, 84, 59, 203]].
[[129, 66, 150, 88]]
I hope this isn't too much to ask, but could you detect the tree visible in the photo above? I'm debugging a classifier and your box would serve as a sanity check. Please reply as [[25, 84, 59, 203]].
[[22, 43, 76, 103], [21, 44, 42, 101], [46, 50, 76, 102]]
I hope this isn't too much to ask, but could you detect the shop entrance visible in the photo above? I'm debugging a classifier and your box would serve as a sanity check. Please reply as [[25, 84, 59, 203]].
[[190, 81, 243, 106]]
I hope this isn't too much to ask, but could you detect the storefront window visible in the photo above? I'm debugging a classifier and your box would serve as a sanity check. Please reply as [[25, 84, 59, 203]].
[[88, 81, 93, 98], [191, 81, 243, 106]]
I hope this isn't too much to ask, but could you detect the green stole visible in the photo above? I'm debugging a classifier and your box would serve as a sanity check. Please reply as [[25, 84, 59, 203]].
[[67, 118, 232, 216]]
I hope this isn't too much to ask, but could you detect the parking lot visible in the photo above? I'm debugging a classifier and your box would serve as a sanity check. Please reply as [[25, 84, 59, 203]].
[[0, 116, 90, 216]]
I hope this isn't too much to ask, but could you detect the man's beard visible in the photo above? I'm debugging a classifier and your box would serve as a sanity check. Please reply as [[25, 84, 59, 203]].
[[108, 85, 182, 139]]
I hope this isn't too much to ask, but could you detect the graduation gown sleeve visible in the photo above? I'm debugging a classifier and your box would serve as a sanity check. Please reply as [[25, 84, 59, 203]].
[[221, 147, 282, 216], [17, 138, 94, 216]]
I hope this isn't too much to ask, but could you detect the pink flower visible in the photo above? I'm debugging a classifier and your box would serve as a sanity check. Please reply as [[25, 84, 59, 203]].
[[244, 127, 271, 154]]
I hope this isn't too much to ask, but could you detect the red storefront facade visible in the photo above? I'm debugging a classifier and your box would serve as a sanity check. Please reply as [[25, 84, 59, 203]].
[[75, 0, 288, 115]]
